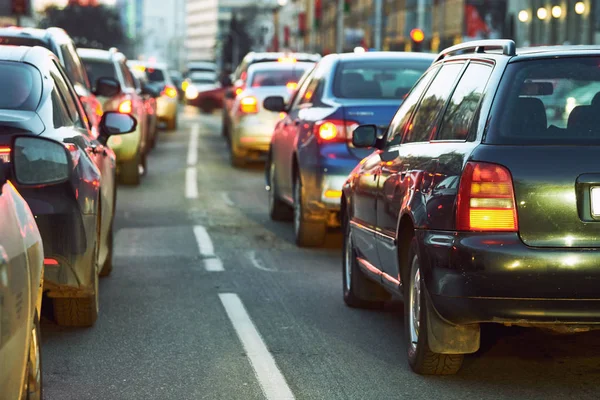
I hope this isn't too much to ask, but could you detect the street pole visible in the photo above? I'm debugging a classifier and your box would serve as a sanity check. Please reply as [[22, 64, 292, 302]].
[[308, 0, 315, 52], [417, 0, 425, 30], [336, 0, 344, 53], [374, 0, 383, 50]]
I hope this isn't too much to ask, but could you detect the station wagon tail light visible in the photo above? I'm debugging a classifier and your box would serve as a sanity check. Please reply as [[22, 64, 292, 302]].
[[456, 161, 518, 232], [239, 96, 259, 113], [0, 147, 9, 163], [64, 143, 80, 168], [314, 119, 358, 143], [118, 99, 133, 114], [162, 85, 178, 98]]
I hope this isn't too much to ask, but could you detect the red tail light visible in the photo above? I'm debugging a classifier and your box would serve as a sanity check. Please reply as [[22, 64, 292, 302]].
[[313, 119, 358, 143], [286, 81, 298, 91], [456, 161, 518, 232], [64, 143, 80, 168], [44, 258, 59, 266], [118, 99, 133, 114], [0, 146, 9, 163], [162, 85, 178, 98], [239, 96, 258, 113]]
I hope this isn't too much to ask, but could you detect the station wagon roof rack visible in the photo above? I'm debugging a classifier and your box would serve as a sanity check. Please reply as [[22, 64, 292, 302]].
[[435, 39, 516, 62]]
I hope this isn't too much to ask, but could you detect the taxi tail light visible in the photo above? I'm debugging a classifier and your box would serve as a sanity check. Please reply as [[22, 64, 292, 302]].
[[286, 81, 298, 91], [456, 161, 518, 232], [162, 85, 178, 98], [118, 99, 133, 114], [313, 119, 358, 143], [64, 143, 80, 168], [239, 96, 259, 114]]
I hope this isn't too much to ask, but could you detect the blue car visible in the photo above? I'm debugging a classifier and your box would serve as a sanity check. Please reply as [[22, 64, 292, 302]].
[[263, 52, 435, 247]]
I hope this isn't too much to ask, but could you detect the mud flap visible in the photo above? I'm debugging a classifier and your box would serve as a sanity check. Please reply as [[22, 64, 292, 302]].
[[425, 290, 480, 354]]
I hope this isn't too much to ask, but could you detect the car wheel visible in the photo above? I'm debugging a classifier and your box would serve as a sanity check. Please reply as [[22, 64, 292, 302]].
[[22, 313, 42, 400], [268, 160, 292, 221], [53, 268, 99, 327], [119, 155, 141, 186], [405, 236, 463, 375], [99, 227, 113, 277], [343, 219, 388, 308], [230, 140, 246, 168], [293, 173, 326, 247]]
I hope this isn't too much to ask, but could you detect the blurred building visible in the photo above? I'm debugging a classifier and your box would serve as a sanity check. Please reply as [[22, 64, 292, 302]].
[[140, 0, 186, 70], [117, 0, 144, 57], [0, 0, 35, 27]]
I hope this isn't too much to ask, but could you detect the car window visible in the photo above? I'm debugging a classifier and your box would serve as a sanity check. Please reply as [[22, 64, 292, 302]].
[[83, 59, 118, 89], [119, 62, 136, 89], [50, 87, 71, 128], [249, 66, 311, 87], [60, 43, 88, 89], [333, 59, 432, 100], [146, 68, 165, 83], [290, 69, 316, 110], [0, 62, 42, 111], [385, 67, 439, 147], [403, 62, 464, 144], [436, 63, 493, 141], [50, 60, 85, 129]]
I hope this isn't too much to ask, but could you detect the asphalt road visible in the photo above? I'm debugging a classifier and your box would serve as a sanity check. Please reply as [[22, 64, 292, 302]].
[[41, 108, 600, 400]]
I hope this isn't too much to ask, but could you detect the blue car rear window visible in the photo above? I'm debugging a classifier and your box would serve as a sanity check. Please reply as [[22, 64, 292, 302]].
[[0, 61, 42, 111], [333, 59, 431, 99]]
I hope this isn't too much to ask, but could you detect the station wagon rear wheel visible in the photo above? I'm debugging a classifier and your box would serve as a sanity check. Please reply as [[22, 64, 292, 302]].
[[23, 313, 42, 400], [293, 174, 326, 247], [405, 237, 463, 375], [268, 160, 293, 221]]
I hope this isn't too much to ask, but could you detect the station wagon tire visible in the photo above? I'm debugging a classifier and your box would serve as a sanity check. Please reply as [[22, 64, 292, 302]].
[[53, 266, 99, 327], [405, 237, 463, 375], [99, 228, 113, 277], [119, 156, 141, 186], [23, 313, 42, 400], [293, 174, 326, 247], [343, 220, 387, 308], [268, 160, 292, 221]]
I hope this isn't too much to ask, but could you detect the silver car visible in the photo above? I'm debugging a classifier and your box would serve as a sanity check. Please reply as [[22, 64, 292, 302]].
[[227, 61, 315, 167]]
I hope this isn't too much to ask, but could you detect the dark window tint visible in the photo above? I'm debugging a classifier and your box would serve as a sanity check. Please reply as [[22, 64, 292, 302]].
[[0, 62, 42, 110], [84, 60, 117, 87], [119, 62, 136, 88], [50, 61, 84, 129], [50, 87, 71, 128], [0, 36, 49, 49], [146, 68, 165, 82], [436, 63, 493, 141], [403, 63, 464, 144], [250, 67, 310, 87], [333, 59, 432, 99], [386, 67, 439, 147], [60, 43, 90, 89], [487, 57, 600, 145]]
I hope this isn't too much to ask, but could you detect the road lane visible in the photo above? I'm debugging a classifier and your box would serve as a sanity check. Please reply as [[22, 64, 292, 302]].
[[41, 108, 600, 400]]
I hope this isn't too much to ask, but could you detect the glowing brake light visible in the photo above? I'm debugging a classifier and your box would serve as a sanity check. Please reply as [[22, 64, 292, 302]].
[[278, 57, 297, 63], [286, 81, 298, 91], [456, 162, 518, 232], [182, 80, 189, 91], [118, 100, 133, 114], [235, 87, 244, 96], [313, 119, 358, 143], [0, 147, 9, 163], [44, 258, 59, 266], [162, 85, 178, 98], [239, 96, 259, 113], [64, 143, 80, 168]]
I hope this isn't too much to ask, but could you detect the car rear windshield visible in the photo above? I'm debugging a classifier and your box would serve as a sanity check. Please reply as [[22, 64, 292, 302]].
[[146, 68, 165, 82], [249, 66, 310, 87], [486, 57, 600, 145], [0, 36, 50, 50], [0, 62, 41, 111], [333, 59, 431, 99], [83, 59, 117, 86]]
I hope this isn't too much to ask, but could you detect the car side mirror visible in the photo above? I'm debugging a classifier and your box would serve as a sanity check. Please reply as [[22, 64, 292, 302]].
[[263, 96, 286, 112], [99, 112, 137, 138], [11, 136, 71, 187], [352, 124, 378, 148], [95, 77, 121, 97]]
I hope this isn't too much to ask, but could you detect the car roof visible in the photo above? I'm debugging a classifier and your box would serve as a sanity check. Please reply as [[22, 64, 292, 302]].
[[128, 60, 169, 70], [0, 27, 72, 45], [327, 51, 437, 63], [0, 45, 53, 66], [77, 47, 126, 62], [244, 52, 321, 63], [512, 46, 600, 61], [247, 61, 315, 71]]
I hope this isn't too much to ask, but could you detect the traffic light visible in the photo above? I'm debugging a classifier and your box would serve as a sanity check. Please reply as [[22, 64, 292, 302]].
[[344, 0, 351, 14], [12, 0, 28, 14], [410, 28, 425, 52]]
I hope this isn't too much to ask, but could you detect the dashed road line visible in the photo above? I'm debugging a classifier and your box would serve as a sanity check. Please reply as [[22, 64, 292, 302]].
[[185, 167, 198, 199], [187, 124, 199, 166], [218, 293, 295, 400], [193, 225, 224, 271]]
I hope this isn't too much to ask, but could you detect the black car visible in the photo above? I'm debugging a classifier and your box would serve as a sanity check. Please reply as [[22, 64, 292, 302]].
[[343, 40, 600, 374], [0, 45, 135, 327]]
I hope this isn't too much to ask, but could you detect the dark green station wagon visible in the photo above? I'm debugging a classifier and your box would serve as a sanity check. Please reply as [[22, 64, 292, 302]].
[[342, 40, 600, 375]]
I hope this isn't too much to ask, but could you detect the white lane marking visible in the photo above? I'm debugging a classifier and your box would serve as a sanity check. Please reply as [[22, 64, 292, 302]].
[[221, 191, 235, 207], [185, 167, 198, 199], [248, 251, 277, 272], [187, 124, 199, 166], [219, 293, 295, 400], [193, 225, 214, 256], [204, 258, 224, 272]]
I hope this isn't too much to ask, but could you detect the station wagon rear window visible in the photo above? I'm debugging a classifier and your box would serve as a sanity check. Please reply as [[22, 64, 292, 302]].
[[487, 57, 600, 145], [0, 62, 41, 111], [333, 59, 432, 100], [83, 60, 117, 88]]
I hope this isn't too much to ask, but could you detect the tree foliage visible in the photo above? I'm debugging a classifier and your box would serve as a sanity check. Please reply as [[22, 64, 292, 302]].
[[39, 5, 127, 50]]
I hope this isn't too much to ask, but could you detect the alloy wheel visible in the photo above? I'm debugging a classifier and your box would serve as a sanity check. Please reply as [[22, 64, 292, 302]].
[[409, 256, 421, 352], [344, 230, 353, 292], [293, 178, 301, 236]]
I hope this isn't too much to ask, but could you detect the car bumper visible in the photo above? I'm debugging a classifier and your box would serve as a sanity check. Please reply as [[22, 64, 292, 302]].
[[157, 97, 178, 119], [233, 115, 278, 153], [107, 126, 142, 162], [420, 230, 600, 326]]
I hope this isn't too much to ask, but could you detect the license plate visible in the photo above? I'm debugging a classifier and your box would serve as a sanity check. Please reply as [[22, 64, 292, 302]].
[[591, 187, 600, 216]]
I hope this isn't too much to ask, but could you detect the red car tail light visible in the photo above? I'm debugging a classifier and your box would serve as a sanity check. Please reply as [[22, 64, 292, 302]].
[[0, 146, 9, 163], [239, 96, 259, 114], [118, 99, 133, 114], [44, 258, 59, 266], [162, 85, 178, 98], [456, 161, 518, 232], [313, 119, 358, 143]]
